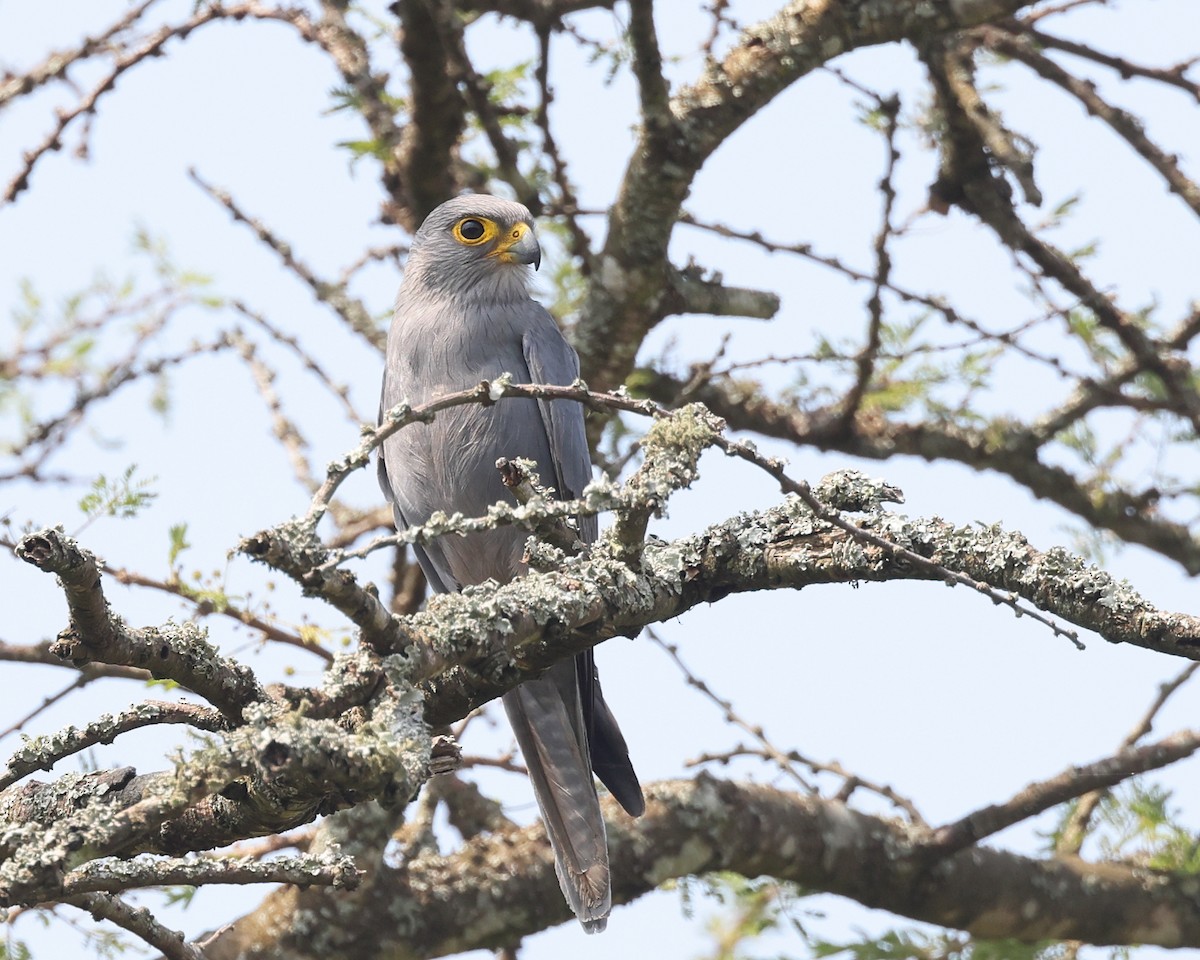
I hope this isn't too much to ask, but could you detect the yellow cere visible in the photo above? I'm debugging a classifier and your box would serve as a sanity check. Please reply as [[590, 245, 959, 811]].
[[491, 222, 529, 260]]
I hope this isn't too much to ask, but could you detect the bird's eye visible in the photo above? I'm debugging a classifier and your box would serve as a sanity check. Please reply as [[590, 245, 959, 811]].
[[454, 218, 492, 244]]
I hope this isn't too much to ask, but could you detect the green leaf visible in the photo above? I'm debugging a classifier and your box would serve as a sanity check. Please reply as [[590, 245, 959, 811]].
[[78, 464, 158, 522], [862, 378, 929, 414], [0, 937, 34, 960], [337, 138, 391, 161], [812, 930, 1059, 960], [162, 884, 198, 908], [482, 59, 533, 103], [168, 523, 191, 567], [13, 276, 43, 330], [1052, 193, 1081, 219], [150, 372, 172, 418]]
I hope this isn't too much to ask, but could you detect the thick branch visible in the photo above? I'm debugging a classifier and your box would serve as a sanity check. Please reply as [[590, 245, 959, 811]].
[[415, 490, 1200, 724], [634, 369, 1200, 573], [61, 851, 360, 896], [574, 0, 1034, 389], [394, 0, 467, 225], [664, 265, 781, 320], [14, 529, 265, 720], [204, 776, 1200, 958]]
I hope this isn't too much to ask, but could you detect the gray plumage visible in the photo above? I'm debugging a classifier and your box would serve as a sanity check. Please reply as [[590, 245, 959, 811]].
[[378, 194, 643, 932]]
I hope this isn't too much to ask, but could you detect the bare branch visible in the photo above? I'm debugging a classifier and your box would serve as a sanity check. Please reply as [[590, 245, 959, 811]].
[[13, 528, 265, 721], [838, 94, 901, 428], [921, 34, 1200, 434], [231, 300, 367, 424], [1017, 25, 1200, 101], [664, 265, 780, 320], [0, 700, 227, 792], [0, 0, 160, 108], [3, 2, 309, 205], [0, 637, 151, 683], [930, 729, 1200, 855], [69, 892, 205, 960], [231, 331, 318, 492], [188, 169, 384, 351], [1058, 662, 1200, 854], [984, 26, 1200, 218], [61, 851, 360, 896]]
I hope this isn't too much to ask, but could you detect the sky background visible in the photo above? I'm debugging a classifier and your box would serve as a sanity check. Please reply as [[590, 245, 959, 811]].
[[2, 1, 1200, 957]]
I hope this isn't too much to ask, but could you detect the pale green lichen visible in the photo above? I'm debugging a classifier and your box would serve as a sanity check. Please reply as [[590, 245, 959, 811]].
[[815, 469, 905, 512], [488, 371, 515, 400]]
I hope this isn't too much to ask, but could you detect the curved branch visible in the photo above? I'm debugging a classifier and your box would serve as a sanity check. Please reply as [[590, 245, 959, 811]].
[[203, 776, 1200, 958], [634, 369, 1200, 573], [70, 891, 204, 960], [574, 0, 1035, 390], [13, 529, 265, 720], [982, 26, 1200, 218], [416, 489, 1200, 724], [0, 700, 228, 792]]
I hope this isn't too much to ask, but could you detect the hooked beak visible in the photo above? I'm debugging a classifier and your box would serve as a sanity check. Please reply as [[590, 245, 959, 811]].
[[493, 222, 541, 270]]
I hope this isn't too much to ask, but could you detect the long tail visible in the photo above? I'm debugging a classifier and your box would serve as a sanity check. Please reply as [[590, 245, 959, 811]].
[[502, 662, 611, 932]]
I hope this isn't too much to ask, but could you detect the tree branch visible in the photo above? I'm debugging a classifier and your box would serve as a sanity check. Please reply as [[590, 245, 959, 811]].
[[574, 0, 1035, 390], [393, 0, 468, 224], [0, 700, 228, 792], [929, 728, 1200, 855], [69, 891, 205, 960], [61, 851, 360, 896], [204, 776, 1200, 957], [983, 26, 1200, 218], [633, 369, 1200, 573], [188, 169, 384, 351], [14, 528, 265, 721]]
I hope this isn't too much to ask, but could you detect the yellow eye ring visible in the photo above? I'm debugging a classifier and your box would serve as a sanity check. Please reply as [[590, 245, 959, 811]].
[[453, 217, 498, 246]]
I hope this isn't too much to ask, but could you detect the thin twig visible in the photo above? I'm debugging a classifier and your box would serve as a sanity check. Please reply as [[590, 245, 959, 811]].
[[0, 676, 87, 741], [839, 94, 901, 429], [650, 628, 926, 822], [930, 728, 1200, 856], [1057, 662, 1200, 854], [68, 892, 205, 960], [187, 168, 384, 350]]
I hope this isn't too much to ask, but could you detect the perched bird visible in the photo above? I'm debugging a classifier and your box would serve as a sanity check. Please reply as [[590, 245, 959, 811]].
[[378, 194, 644, 931]]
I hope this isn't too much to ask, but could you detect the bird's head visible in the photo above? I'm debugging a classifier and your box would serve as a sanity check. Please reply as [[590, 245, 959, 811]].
[[404, 195, 542, 302]]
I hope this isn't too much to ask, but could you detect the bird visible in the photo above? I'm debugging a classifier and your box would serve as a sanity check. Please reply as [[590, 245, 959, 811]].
[[377, 194, 644, 932]]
